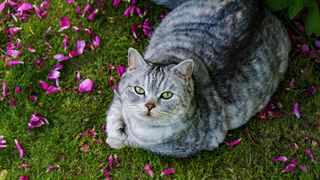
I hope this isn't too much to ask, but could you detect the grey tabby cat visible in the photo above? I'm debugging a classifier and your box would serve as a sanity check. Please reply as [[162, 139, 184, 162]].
[[106, 0, 290, 157]]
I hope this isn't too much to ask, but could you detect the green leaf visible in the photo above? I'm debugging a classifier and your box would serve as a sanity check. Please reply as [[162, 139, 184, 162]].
[[304, 2, 320, 36], [288, 0, 304, 19], [266, 0, 290, 11]]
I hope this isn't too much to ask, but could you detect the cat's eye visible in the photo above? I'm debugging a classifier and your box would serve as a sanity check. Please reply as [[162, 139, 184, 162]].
[[134, 86, 145, 95], [160, 92, 173, 99]]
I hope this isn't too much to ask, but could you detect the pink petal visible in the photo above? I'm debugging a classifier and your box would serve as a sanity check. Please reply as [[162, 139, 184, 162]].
[[66, 0, 74, 6], [226, 138, 241, 147], [108, 63, 115, 70], [63, 35, 70, 52], [299, 44, 310, 55], [0, 1, 7, 13], [76, 72, 81, 81], [33, 5, 42, 18], [16, 39, 22, 49], [5, 26, 21, 36], [46, 86, 60, 94], [116, 65, 126, 78], [47, 164, 60, 172], [108, 77, 114, 87], [54, 54, 70, 61], [9, 97, 16, 108], [113, 84, 118, 93], [17, 3, 33, 12], [0, 135, 7, 149], [73, 26, 81, 31], [300, 164, 307, 173], [35, 58, 44, 68], [281, 156, 298, 173], [131, 24, 138, 38], [27, 45, 36, 52], [143, 19, 153, 38], [306, 148, 315, 161], [79, 79, 94, 93], [45, 26, 51, 35], [161, 168, 175, 176], [1, 82, 7, 101], [14, 139, 24, 158], [29, 95, 37, 102], [6, 49, 20, 58], [124, 6, 135, 16], [272, 155, 288, 162], [59, 16, 71, 31], [75, 6, 82, 14], [304, 84, 317, 96], [82, 4, 91, 17], [77, 40, 86, 54], [7, 42, 15, 50], [108, 155, 113, 169], [28, 112, 49, 130], [101, 168, 109, 176], [293, 102, 301, 119], [7, 0, 18, 7], [40, 1, 50, 11], [87, 8, 98, 21], [82, 143, 89, 152], [19, 175, 29, 180], [19, 163, 31, 170], [48, 69, 60, 81], [39, 80, 49, 90], [114, 154, 120, 166], [84, 28, 94, 36], [15, 86, 21, 94], [113, 0, 120, 7], [136, 7, 143, 17], [92, 35, 101, 49], [144, 164, 154, 177], [69, 50, 79, 58], [7, 60, 24, 67]]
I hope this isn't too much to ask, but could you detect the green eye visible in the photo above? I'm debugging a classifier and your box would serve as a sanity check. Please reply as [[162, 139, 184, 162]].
[[134, 86, 145, 95], [160, 92, 173, 99]]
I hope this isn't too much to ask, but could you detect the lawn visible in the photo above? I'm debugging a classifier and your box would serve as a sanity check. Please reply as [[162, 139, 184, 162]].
[[0, 0, 320, 179]]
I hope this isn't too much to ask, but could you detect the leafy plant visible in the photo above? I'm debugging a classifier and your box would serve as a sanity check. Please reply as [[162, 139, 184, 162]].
[[266, 0, 320, 36]]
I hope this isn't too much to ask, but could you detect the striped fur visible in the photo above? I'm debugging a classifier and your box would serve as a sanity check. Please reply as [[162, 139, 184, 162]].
[[106, 0, 290, 157]]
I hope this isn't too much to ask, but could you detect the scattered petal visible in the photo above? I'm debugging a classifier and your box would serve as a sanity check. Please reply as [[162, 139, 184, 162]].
[[79, 129, 97, 137], [144, 164, 154, 177], [14, 139, 24, 158], [69, 50, 79, 58], [77, 40, 86, 54], [116, 65, 126, 78], [19, 175, 29, 180], [281, 156, 298, 173], [17, 39, 22, 49], [108, 155, 113, 169], [299, 44, 310, 55], [15, 86, 21, 94], [124, 6, 135, 16], [46, 86, 60, 94], [27, 45, 36, 52], [59, 16, 71, 31], [82, 4, 91, 17], [40, 1, 50, 11], [19, 163, 31, 170], [87, 9, 98, 21], [6, 49, 21, 58], [161, 168, 175, 176], [76, 72, 81, 81], [75, 6, 82, 14], [54, 54, 71, 61], [113, 0, 120, 8], [92, 35, 101, 49], [293, 102, 301, 119], [82, 143, 89, 152], [101, 168, 109, 176], [47, 164, 60, 172], [306, 148, 315, 161], [0, 1, 7, 13], [9, 97, 16, 108], [131, 24, 138, 39], [142, 19, 153, 38], [63, 35, 70, 52], [1, 82, 7, 101], [304, 84, 317, 96], [28, 112, 49, 130], [272, 155, 288, 162], [300, 164, 307, 173], [0, 135, 7, 149], [29, 95, 37, 102], [39, 80, 49, 90], [17, 3, 33, 13], [114, 154, 120, 166], [5, 26, 21, 36], [7, 60, 24, 67], [66, 0, 74, 6], [79, 79, 94, 93], [108, 77, 114, 87], [225, 138, 241, 147]]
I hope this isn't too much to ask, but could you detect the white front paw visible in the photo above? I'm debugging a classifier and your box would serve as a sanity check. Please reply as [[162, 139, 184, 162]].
[[106, 137, 125, 149]]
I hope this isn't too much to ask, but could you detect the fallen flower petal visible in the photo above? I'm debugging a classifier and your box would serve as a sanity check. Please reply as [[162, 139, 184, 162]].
[[59, 16, 71, 31], [114, 154, 120, 166], [299, 44, 310, 55], [46, 86, 60, 94], [300, 164, 307, 173], [75, 6, 82, 14], [80, 129, 97, 137], [6, 49, 21, 58], [87, 8, 98, 21], [272, 155, 288, 162], [131, 24, 138, 39], [281, 156, 298, 173], [1, 82, 7, 101], [144, 164, 154, 177], [0, 135, 7, 149], [66, 0, 74, 6], [28, 112, 49, 130], [306, 148, 315, 161], [7, 60, 24, 67], [69, 50, 79, 58], [39, 80, 49, 90], [161, 168, 175, 176], [9, 97, 16, 108], [19, 163, 31, 170], [17, 3, 33, 13], [124, 6, 135, 17], [14, 139, 24, 158], [47, 164, 60, 172], [116, 65, 126, 78], [304, 84, 317, 96], [82, 4, 91, 17], [15, 86, 20, 94], [54, 54, 70, 61], [19, 175, 29, 180], [63, 35, 70, 52], [101, 168, 109, 176], [0, 1, 7, 13], [109, 155, 113, 169], [7, 42, 15, 50], [82, 143, 89, 152], [76, 72, 81, 81], [77, 40, 86, 54], [5, 26, 21, 36], [79, 79, 94, 93], [48, 69, 60, 81], [92, 35, 101, 49], [108, 77, 114, 87], [113, 0, 120, 8], [40, 1, 50, 11], [293, 102, 301, 119], [27, 45, 36, 52], [29, 95, 37, 102], [226, 138, 241, 147]]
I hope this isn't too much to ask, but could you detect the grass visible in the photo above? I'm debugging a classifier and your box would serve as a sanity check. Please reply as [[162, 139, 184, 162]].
[[1, 0, 320, 179]]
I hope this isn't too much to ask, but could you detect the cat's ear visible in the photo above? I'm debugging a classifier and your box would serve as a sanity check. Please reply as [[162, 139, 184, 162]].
[[171, 59, 194, 79], [128, 47, 147, 70]]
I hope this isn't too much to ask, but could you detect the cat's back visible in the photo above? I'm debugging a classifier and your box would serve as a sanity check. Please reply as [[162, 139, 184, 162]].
[[144, 0, 263, 69]]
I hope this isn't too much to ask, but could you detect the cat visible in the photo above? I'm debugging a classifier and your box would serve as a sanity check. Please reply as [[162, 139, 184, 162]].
[[106, 0, 290, 157]]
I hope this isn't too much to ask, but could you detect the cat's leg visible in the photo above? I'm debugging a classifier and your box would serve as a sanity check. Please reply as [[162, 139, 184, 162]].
[[106, 95, 127, 149]]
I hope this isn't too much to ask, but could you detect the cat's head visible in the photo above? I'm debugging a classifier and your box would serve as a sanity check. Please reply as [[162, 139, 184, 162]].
[[118, 48, 194, 126]]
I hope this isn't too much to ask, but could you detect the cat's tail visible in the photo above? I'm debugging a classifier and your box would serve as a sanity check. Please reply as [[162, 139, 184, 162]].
[[150, 0, 187, 9]]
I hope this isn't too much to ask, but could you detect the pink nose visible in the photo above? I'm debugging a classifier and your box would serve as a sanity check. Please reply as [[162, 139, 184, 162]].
[[145, 102, 156, 111]]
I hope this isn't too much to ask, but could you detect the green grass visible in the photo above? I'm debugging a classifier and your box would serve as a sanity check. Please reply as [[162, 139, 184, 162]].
[[1, 0, 320, 179]]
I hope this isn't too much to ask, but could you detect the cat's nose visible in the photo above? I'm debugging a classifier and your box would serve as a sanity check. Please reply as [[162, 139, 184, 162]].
[[145, 102, 156, 111]]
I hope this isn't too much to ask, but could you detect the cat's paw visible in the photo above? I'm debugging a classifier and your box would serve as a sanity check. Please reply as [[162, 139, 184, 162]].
[[106, 137, 125, 149]]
